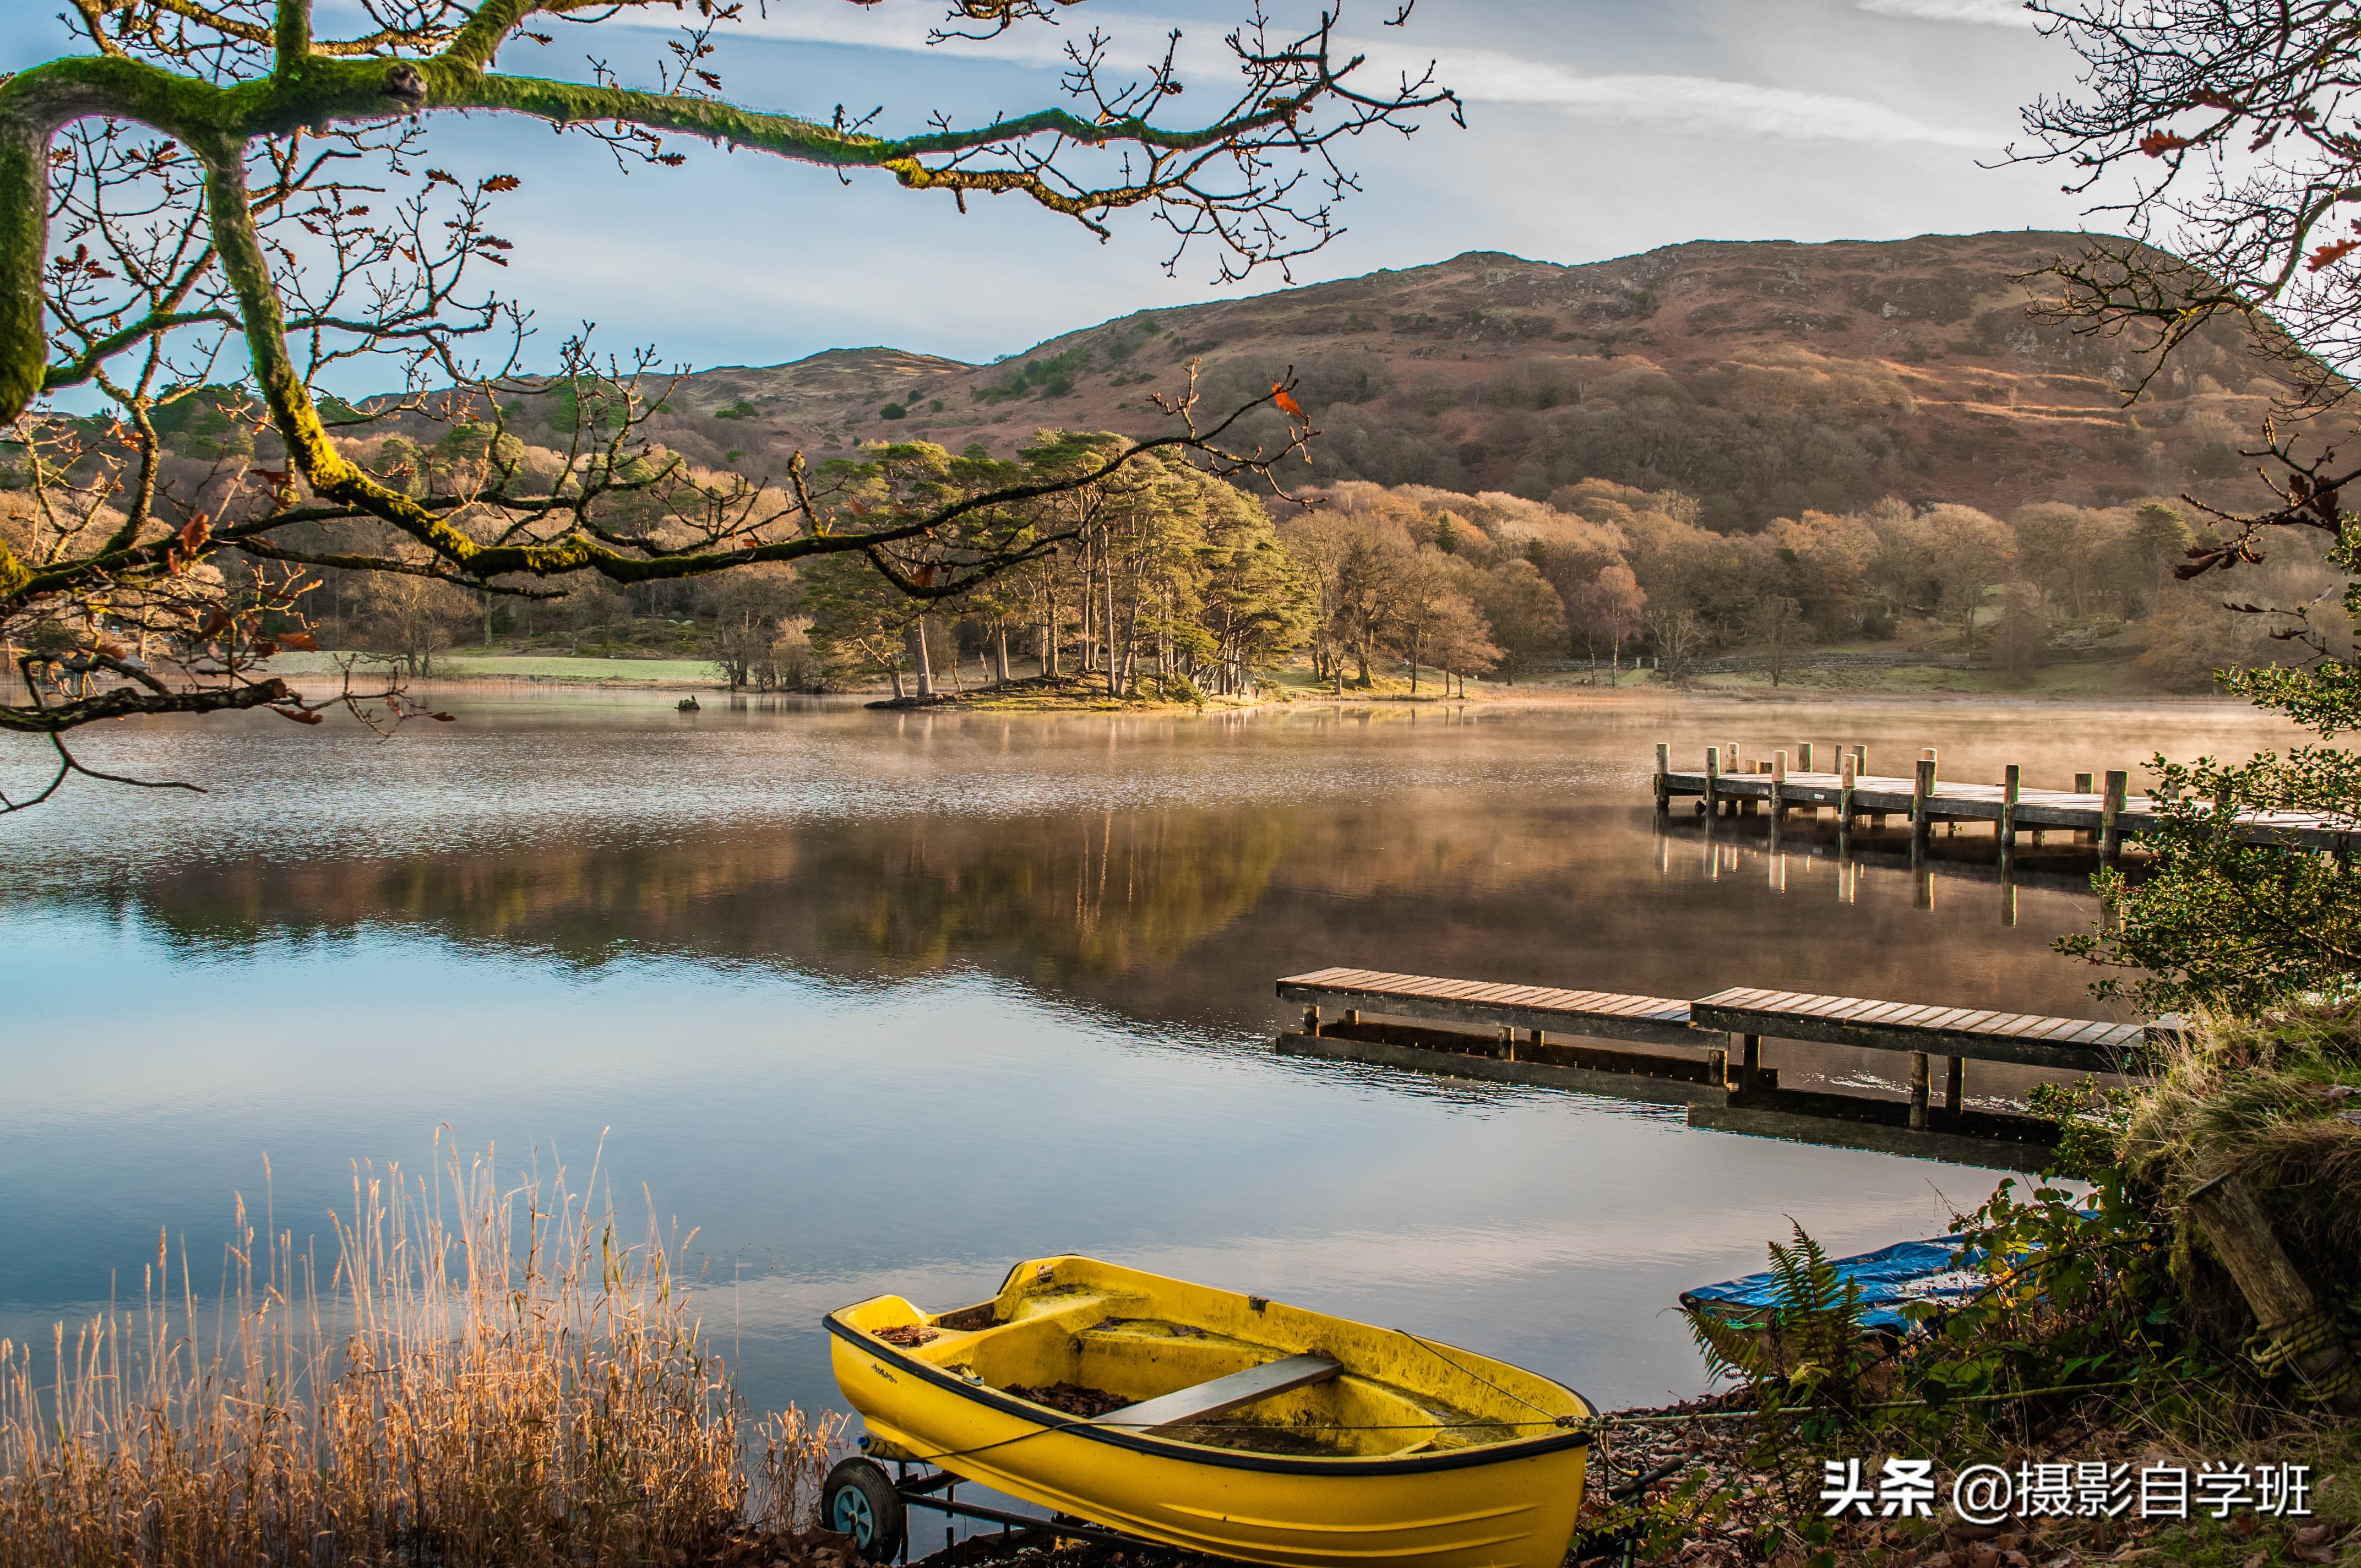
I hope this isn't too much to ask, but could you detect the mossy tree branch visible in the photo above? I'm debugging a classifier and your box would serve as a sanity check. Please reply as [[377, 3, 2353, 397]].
[[1, 0, 1444, 768]]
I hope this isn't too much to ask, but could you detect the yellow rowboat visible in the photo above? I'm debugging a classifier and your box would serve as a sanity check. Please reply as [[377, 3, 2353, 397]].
[[822, 1255, 1592, 1568]]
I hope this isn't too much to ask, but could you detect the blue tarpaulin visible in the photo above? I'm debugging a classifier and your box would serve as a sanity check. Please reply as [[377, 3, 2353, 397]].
[[1679, 1236, 1985, 1333]]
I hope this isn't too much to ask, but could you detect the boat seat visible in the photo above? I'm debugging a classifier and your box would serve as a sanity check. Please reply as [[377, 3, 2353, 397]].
[[1090, 1353, 1340, 1432]]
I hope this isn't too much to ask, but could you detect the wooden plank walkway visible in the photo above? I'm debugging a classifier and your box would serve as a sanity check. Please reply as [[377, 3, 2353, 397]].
[[1276, 967, 2163, 1074], [1274, 966, 1696, 1048], [1690, 986, 2164, 1073], [1654, 745, 2358, 856]]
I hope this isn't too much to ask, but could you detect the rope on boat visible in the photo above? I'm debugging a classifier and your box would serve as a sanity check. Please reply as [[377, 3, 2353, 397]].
[[1389, 1327, 1578, 1424]]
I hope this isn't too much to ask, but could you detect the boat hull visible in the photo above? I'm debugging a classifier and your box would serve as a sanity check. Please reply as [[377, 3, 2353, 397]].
[[825, 1257, 1589, 1568]]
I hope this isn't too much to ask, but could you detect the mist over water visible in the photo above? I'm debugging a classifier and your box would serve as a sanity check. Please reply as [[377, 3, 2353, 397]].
[[0, 692, 2304, 1415]]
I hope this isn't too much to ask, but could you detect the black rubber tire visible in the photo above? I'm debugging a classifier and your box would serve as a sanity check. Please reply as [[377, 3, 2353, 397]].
[[823, 1456, 906, 1562]]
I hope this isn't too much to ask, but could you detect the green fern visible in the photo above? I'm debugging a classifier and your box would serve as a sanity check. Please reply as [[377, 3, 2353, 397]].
[[1684, 1223, 1883, 1526]]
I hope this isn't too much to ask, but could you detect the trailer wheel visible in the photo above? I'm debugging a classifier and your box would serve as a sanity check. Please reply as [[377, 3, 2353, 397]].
[[823, 1457, 906, 1562]]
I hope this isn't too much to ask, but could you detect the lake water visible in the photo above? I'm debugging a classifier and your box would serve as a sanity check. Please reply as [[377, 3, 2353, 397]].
[[0, 692, 2303, 1423]]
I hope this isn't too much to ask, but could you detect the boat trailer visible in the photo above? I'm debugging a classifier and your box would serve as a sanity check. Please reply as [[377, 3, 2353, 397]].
[[823, 1449, 1140, 1565]]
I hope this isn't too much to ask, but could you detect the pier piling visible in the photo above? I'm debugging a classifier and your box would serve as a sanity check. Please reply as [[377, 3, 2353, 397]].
[[2000, 764, 2021, 869], [2102, 770, 2128, 864]]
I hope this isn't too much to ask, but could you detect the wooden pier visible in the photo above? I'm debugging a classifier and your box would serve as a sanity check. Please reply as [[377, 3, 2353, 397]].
[[1651, 742, 2358, 861], [1274, 966, 2178, 1169]]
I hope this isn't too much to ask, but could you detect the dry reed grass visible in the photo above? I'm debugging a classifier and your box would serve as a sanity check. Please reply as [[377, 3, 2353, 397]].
[[0, 1142, 846, 1567]]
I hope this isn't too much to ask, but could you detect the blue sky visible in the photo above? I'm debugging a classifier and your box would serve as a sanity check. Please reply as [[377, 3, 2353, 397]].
[[4, 0, 2106, 374]]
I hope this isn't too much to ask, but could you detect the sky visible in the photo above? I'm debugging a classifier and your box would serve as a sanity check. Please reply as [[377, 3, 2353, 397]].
[[3, 0, 2112, 375]]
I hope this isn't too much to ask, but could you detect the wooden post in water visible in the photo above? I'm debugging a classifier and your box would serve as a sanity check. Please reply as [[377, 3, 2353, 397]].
[[1343, 1008, 1360, 1027], [2075, 771, 2096, 843], [1304, 1005, 1321, 1038], [1797, 741, 1815, 774], [1707, 1046, 1728, 1089], [1945, 1056, 1964, 1114], [2102, 770, 2129, 864], [1704, 746, 1720, 816], [2185, 1174, 2361, 1412], [1912, 755, 1937, 853], [2000, 764, 2021, 870], [1655, 742, 1671, 814], [1838, 752, 1857, 840], [1732, 1033, 1762, 1092], [1908, 1051, 1931, 1130], [1771, 750, 1788, 819]]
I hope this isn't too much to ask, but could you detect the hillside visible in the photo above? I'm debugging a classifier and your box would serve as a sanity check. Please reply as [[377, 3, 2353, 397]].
[[600, 231, 2288, 532]]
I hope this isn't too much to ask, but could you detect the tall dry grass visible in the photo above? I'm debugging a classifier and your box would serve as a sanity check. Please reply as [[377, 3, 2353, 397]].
[[0, 1143, 844, 1567]]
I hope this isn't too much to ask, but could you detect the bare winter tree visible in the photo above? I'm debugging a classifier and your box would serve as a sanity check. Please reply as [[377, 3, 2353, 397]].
[[0, 0, 1459, 808], [2016, 0, 2361, 405], [2008, 0, 2361, 638]]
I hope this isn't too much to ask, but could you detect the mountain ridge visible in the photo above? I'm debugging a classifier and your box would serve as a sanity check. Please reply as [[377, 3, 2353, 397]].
[[571, 230, 2287, 530]]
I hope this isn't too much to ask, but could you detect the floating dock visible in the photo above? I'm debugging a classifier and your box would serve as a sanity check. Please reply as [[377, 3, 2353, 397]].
[[1272, 966, 2176, 1169], [1652, 742, 2357, 860]]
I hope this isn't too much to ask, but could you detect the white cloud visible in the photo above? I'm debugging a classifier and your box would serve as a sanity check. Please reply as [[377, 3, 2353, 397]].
[[1856, 0, 2036, 25], [1381, 47, 2000, 147], [556, 13, 1998, 150]]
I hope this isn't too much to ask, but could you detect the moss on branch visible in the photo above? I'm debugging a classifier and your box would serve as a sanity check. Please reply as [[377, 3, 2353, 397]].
[[0, 676, 295, 734]]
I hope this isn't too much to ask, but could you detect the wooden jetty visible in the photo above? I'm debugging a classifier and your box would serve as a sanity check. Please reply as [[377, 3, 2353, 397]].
[[1273, 966, 2177, 1169], [1651, 742, 2357, 861]]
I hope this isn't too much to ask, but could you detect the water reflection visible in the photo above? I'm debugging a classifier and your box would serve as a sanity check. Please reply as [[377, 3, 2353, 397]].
[[0, 694, 2304, 1418]]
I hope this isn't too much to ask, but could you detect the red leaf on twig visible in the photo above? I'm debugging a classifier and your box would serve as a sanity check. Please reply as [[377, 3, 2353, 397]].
[[275, 706, 325, 725], [277, 631, 318, 651], [1271, 384, 1305, 418], [2139, 129, 2193, 156], [2308, 238, 2361, 273]]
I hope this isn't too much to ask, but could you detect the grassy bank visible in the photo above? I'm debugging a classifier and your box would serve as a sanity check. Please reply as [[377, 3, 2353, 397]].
[[248, 647, 2182, 705], [263, 651, 722, 685], [869, 671, 1279, 711]]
